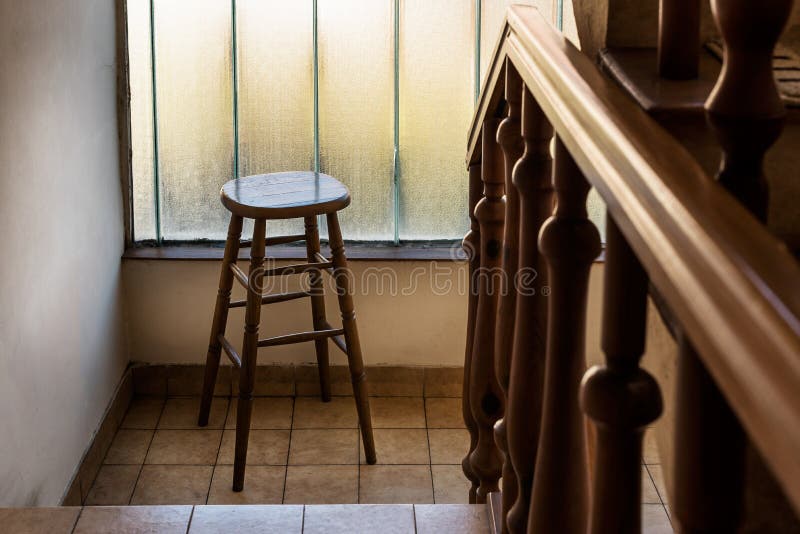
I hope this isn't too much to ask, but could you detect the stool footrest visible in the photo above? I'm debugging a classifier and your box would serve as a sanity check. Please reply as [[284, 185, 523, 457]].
[[321, 320, 349, 354], [218, 334, 242, 368], [265, 234, 306, 246], [229, 290, 312, 309], [230, 264, 249, 288], [263, 261, 333, 277], [257, 328, 345, 348]]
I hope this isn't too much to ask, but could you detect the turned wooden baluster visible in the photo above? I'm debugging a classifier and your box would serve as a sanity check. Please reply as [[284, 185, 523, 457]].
[[705, 0, 792, 220], [658, 0, 701, 79], [582, 217, 662, 533], [468, 118, 505, 503], [462, 161, 483, 504], [671, 2, 794, 531], [505, 88, 553, 534], [493, 60, 525, 532], [528, 137, 599, 533]]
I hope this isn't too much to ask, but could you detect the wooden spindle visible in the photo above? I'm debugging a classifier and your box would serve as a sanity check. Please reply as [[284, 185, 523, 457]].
[[505, 88, 553, 534], [493, 60, 525, 532], [658, 0, 701, 79], [673, 337, 746, 532], [582, 217, 662, 534], [528, 137, 599, 533], [468, 118, 505, 504], [705, 0, 792, 220], [672, 3, 794, 529], [462, 161, 483, 504]]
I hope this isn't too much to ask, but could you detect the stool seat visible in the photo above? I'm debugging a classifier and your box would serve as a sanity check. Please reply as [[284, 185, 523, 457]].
[[221, 171, 350, 219]]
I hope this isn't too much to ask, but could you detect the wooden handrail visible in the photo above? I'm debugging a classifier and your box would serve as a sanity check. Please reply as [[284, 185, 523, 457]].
[[466, 4, 800, 515]]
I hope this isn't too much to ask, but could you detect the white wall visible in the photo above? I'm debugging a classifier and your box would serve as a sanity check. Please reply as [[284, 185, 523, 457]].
[[0, 0, 127, 505], [123, 259, 605, 368]]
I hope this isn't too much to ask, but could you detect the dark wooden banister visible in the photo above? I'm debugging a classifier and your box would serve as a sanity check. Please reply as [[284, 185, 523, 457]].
[[464, 3, 800, 522]]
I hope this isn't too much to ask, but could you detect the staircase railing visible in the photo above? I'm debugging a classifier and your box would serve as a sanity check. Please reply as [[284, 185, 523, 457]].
[[462, 5, 800, 533]]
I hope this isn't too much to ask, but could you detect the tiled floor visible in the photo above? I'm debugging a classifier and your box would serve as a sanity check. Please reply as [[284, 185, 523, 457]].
[[83, 393, 673, 532], [85, 395, 469, 506]]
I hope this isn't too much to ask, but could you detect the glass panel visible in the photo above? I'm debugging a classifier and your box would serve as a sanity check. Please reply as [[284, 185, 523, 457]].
[[154, 0, 234, 241], [128, 0, 156, 241], [236, 0, 314, 239], [399, 0, 474, 240], [317, 0, 395, 241], [480, 0, 554, 82]]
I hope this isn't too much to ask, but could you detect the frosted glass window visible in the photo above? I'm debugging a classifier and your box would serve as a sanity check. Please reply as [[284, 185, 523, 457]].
[[317, 0, 395, 241], [480, 0, 554, 82], [236, 0, 313, 238], [399, 0, 474, 240], [154, 0, 234, 241], [128, 0, 156, 241]]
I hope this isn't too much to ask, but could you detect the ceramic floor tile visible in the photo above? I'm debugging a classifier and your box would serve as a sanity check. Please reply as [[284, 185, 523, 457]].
[[432, 465, 471, 504], [647, 464, 669, 506], [642, 504, 673, 533], [283, 465, 359, 504], [303, 504, 415, 534], [0, 507, 81, 534], [158, 397, 228, 429], [292, 396, 358, 429], [85, 465, 141, 505], [130, 465, 213, 505], [120, 397, 164, 429], [425, 398, 464, 428], [360, 465, 434, 504], [216, 429, 290, 465], [225, 397, 294, 429], [207, 465, 286, 505], [103, 429, 153, 465], [189, 505, 303, 533], [74, 505, 192, 534], [428, 428, 469, 464], [369, 397, 426, 428], [414, 504, 489, 534], [360, 428, 429, 464], [288, 429, 358, 465], [145, 430, 222, 465], [642, 466, 661, 504]]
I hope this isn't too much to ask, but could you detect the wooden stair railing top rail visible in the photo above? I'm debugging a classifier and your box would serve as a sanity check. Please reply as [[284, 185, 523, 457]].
[[466, 5, 800, 512]]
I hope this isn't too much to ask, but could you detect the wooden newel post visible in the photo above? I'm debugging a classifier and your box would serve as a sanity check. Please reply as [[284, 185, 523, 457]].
[[462, 161, 483, 504], [658, 0, 701, 79], [505, 88, 553, 534], [468, 118, 505, 504], [581, 217, 662, 534], [494, 60, 525, 532], [529, 137, 599, 533]]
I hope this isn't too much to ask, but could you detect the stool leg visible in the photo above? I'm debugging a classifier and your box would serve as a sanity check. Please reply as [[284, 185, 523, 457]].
[[304, 216, 332, 402], [199, 215, 243, 427], [326, 212, 377, 464], [233, 218, 266, 492]]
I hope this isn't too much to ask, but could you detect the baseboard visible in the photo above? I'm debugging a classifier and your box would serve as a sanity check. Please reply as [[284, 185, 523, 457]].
[[60, 367, 134, 506], [130, 363, 463, 398]]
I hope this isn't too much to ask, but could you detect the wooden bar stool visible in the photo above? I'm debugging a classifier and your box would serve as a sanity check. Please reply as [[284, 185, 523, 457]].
[[197, 171, 377, 491]]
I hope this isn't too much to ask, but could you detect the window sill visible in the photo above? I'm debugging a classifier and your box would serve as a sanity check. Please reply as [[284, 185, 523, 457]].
[[122, 243, 467, 262]]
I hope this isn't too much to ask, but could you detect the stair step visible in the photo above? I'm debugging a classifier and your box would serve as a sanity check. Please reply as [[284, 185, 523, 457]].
[[0, 504, 489, 533]]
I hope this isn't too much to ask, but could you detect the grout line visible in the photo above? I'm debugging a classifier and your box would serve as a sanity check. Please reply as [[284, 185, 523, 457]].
[[412, 504, 418, 534], [185, 505, 195, 534], [422, 397, 435, 503], [357, 418, 361, 503], [205, 398, 230, 504], [69, 506, 84, 534], [128, 399, 167, 505], [282, 397, 296, 504], [300, 504, 306, 533], [644, 464, 664, 507]]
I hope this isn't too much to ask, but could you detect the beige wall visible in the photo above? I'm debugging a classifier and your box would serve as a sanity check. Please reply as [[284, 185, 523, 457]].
[[0, 0, 127, 505], [123, 260, 605, 368]]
